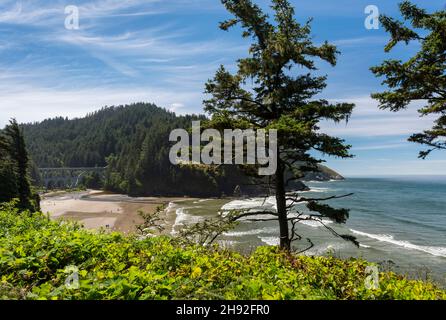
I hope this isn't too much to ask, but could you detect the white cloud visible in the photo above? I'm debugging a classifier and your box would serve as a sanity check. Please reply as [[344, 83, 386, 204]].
[[0, 0, 219, 27], [327, 158, 446, 176], [78, 0, 162, 17], [320, 96, 435, 137], [332, 36, 388, 47], [352, 143, 408, 151], [0, 0, 244, 128], [0, 85, 201, 127], [38, 21, 246, 78], [169, 103, 185, 113], [56, 28, 245, 58], [0, 2, 62, 26]]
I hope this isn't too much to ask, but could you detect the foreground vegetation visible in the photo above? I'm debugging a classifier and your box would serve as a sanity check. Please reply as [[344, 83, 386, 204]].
[[0, 204, 444, 300]]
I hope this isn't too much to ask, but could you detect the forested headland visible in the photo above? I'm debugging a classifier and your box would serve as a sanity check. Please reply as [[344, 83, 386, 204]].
[[21, 103, 243, 197], [20, 102, 338, 197]]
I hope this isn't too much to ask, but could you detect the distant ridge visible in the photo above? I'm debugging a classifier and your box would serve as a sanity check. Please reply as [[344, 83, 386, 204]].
[[305, 165, 344, 181]]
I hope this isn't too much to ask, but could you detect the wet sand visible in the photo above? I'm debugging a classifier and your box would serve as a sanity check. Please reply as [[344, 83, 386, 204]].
[[41, 190, 196, 234]]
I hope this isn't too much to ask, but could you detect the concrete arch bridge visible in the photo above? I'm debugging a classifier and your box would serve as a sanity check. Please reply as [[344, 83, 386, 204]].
[[38, 167, 107, 189]]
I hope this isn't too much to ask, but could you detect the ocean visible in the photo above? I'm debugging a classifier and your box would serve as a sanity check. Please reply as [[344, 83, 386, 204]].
[[170, 176, 446, 285]]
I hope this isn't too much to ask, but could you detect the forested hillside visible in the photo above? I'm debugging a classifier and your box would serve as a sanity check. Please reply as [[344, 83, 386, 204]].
[[22, 103, 341, 197], [22, 103, 253, 197], [22, 103, 194, 168]]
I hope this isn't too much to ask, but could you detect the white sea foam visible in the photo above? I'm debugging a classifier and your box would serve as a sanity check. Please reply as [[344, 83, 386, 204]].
[[259, 236, 280, 246], [171, 207, 202, 235], [221, 197, 334, 228], [222, 196, 308, 213], [221, 197, 276, 211], [172, 208, 187, 232], [193, 199, 212, 203], [351, 229, 446, 258], [308, 187, 330, 193], [286, 212, 333, 228], [218, 240, 239, 248], [224, 227, 276, 237], [166, 202, 176, 212], [298, 187, 332, 194], [305, 243, 347, 256], [299, 219, 332, 228]]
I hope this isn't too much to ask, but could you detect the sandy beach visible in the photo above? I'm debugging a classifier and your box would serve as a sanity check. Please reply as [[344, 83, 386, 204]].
[[41, 190, 196, 235]]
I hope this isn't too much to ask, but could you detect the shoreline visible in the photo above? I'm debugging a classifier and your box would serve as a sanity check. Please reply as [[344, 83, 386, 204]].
[[40, 189, 199, 235], [39, 188, 446, 287]]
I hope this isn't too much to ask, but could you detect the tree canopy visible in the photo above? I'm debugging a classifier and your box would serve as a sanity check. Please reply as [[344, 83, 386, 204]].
[[371, 1, 446, 158]]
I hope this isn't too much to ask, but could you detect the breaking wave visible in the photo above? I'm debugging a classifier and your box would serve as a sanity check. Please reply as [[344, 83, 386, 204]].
[[350, 229, 446, 258]]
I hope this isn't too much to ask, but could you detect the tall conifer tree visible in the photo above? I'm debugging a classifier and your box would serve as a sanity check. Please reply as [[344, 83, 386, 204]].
[[3, 119, 35, 210], [204, 0, 356, 250]]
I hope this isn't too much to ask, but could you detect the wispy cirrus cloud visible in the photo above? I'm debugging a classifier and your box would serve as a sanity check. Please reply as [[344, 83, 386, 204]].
[[0, 0, 219, 27], [55, 27, 245, 59], [332, 36, 388, 47], [49, 27, 244, 80], [0, 1, 62, 26], [352, 142, 409, 151], [0, 0, 243, 125]]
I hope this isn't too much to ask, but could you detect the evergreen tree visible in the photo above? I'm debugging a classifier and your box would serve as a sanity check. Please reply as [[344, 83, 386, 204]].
[[0, 134, 19, 202], [371, 1, 446, 158], [81, 171, 104, 189], [3, 119, 36, 210], [204, 0, 356, 250]]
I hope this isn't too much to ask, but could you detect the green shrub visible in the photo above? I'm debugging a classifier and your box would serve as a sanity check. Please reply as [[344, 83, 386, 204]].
[[0, 204, 444, 300]]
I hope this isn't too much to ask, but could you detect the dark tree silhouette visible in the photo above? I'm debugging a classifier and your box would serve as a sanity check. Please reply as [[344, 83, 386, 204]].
[[2, 119, 38, 210], [0, 133, 18, 203]]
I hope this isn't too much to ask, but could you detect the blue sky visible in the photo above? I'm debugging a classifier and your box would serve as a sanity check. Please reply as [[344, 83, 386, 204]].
[[0, 0, 445, 176]]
